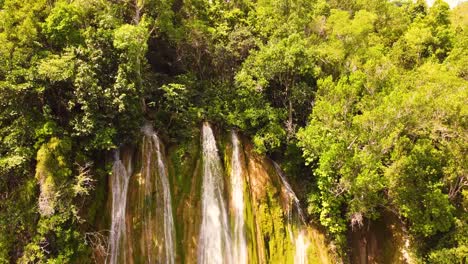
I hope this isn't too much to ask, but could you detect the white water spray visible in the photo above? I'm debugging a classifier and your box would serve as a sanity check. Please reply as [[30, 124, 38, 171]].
[[107, 150, 132, 264], [141, 125, 176, 264], [153, 133, 176, 264], [294, 230, 310, 264], [231, 131, 248, 264], [198, 122, 233, 264]]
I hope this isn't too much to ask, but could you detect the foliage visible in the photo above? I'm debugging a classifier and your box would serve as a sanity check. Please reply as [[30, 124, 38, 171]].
[[297, 1, 467, 258], [0, 0, 467, 262]]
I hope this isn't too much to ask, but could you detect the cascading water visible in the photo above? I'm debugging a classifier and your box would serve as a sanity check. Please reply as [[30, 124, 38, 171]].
[[104, 124, 334, 264], [107, 150, 132, 264], [273, 162, 310, 264], [230, 131, 248, 264], [140, 126, 176, 264], [198, 122, 233, 264], [273, 162, 305, 224], [294, 230, 310, 264], [107, 126, 176, 264], [153, 133, 176, 264]]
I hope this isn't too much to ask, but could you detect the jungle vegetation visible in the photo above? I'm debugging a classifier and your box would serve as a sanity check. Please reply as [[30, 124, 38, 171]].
[[0, 0, 467, 262]]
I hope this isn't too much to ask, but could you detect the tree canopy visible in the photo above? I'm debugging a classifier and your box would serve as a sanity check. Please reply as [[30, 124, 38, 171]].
[[0, 0, 466, 262]]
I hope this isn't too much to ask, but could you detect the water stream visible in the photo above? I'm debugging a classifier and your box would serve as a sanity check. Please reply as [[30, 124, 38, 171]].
[[141, 126, 176, 264], [107, 150, 132, 264], [230, 131, 248, 264], [198, 122, 233, 264], [294, 230, 310, 264], [153, 134, 176, 264], [107, 126, 176, 264], [273, 161, 310, 264]]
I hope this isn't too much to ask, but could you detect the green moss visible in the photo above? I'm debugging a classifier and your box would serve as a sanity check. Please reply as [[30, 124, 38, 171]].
[[167, 133, 203, 263], [255, 185, 295, 263], [169, 136, 200, 199], [244, 183, 259, 264], [35, 137, 73, 216], [36, 137, 72, 182], [19, 137, 96, 263]]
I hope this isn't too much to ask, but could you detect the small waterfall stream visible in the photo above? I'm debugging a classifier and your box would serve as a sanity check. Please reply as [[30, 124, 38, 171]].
[[154, 134, 176, 264], [294, 230, 310, 264], [230, 131, 248, 264], [107, 126, 176, 264], [273, 162, 310, 264], [198, 122, 233, 264], [108, 151, 132, 264], [273, 162, 305, 224], [140, 126, 176, 264]]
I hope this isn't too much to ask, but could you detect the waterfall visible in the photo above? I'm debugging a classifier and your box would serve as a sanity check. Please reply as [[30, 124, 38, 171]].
[[108, 150, 132, 264], [230, 131, 248, 264], [273, 162, 309, 264], [141, 126, 176, 264], [107, 126, 176, 264], [102, 124, 333, 264], [198, 122, 233, 264], [273, 162, 305, 223], [153, 133, 176, 264], [294, 230, 310, 264]]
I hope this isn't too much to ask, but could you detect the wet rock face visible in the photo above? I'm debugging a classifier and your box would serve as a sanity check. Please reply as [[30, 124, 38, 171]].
[[104, 123, 334, 264], [125, 133, 176, 264]]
